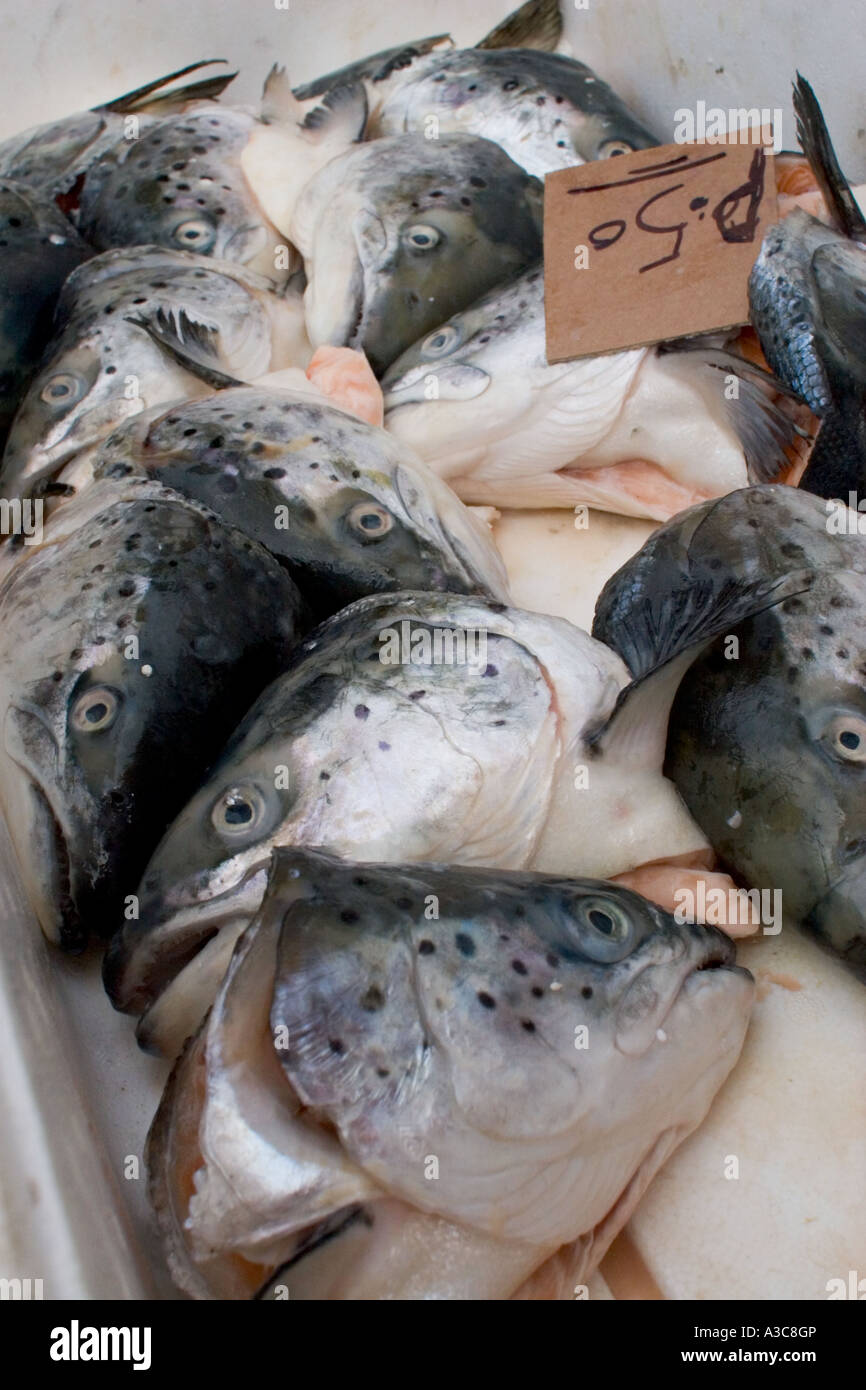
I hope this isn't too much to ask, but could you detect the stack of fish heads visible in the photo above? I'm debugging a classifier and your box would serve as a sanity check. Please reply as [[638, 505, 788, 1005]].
[[0, 475, 304, 951], [91, 385, 509, 619], [103, 555, 802, 1061], [0, 246, 310, 504], [146, 846, 753, 1300], [0, 181, 92, 452], [290, 132, 544, 375], [593, 484, 866, 976]]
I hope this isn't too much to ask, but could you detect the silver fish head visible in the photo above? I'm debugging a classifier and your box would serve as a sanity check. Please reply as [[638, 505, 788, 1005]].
[[264, 848, 753, 1246], [292, 134, 543, 374], [0, 479, 302, 949], [78, 109, 288, 285], [94, 386, 508, 620], [377, 49, 660, 178]]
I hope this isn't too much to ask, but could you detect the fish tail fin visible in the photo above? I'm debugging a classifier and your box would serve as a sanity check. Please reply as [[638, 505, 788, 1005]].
[[476, 0, 563, 51], [100, 60, 237, 114], [793, 73, 866, 243]]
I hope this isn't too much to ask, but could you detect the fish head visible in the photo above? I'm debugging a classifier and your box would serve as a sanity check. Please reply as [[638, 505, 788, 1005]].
[[265, 850, 753, 1244], [296, 135, 543, 374], [95, 387, 509, 615], [0, 480, 301, 948], [104, 591, 575, 1050], [1, 327, 150, 497], [668, 557, 866, 972], [78, 109, 289, 285], [382, 266, 545, 459], [378, 50, 660, 178]]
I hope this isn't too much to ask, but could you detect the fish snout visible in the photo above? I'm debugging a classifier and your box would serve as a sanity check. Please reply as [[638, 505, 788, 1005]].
[[384, 361, 490, 407], [614, 923, 746, 1056]]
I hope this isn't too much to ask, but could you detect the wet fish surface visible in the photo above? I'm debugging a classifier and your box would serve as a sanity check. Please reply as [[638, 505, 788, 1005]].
[[105, 569, 802, 1056], [290, 133, 544, 374], [0, 476, 304, 950], [92, 384, 510, 620], [0, 246, 311, 503], [383, 267, 797, 519], [593, 484, 866, 976], [146, 846, 754, 1299]]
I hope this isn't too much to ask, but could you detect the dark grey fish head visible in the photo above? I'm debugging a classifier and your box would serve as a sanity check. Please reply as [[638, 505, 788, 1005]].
[[294, 134, 543, 374], [0, 181, 92, 451], [594, 482, 866, 977], [668, 564, 866, 976], [92, 386, 509, 618], [748, 208, 843, 413], [77, 109, 288, 285], [0, 478, 302, 949], [377, 49, 660, 178], [264, 848, 752, 1243]]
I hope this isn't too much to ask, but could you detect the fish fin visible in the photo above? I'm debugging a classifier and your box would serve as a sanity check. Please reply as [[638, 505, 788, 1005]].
[[126, 307, 245, 389], [589, 568, 815, 766], [799, 406, 866, 499], [660, 341, 805, 484], [477, 0, 563, 51], [297, 82, 369, 144], [793, 74, 866, 243], [261, 64, 305, 124], [100, 60, 236, 114]]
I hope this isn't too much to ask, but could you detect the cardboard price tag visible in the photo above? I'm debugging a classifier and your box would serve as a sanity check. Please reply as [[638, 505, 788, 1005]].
[[544, 138, 778, 363]]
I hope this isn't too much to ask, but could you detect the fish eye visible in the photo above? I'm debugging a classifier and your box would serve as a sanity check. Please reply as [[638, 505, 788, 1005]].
[[422, 324, 461, 357], [70, 686, 121, 734], [172, 217, 216, 251], [210, 784, 267, 837], [40, 372, 86, 407], [404, 224, 441, 251], [598, 140, 635, 158], [575, 896, 635, 961], [822, 713, 866, 764], [347, 501, 394, 540]]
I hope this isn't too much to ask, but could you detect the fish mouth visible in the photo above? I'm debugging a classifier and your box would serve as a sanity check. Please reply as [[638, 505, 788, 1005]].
[[103, 863, 268, 1015], [615, 927, 751, 1057], [25, 781, 82, 950]]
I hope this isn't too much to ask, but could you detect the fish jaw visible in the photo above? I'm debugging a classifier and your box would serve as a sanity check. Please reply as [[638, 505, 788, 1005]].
[[805, 865, 866, 977]]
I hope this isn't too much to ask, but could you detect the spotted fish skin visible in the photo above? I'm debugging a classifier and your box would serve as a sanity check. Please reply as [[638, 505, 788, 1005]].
[[290, 133, 543, 375], [0, 476, 303, 949], [144, 845, 753, 1299], [375, 48, 660, 178], [0, 181, 92, 452], [92, 384, 509, 621], [0, 247, 310, 504], [594, 484, 866, 977], [77, 107, 289, 285]]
